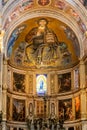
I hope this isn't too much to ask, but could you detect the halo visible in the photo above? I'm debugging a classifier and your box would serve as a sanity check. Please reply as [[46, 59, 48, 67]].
[[35, 17, 52, 24]]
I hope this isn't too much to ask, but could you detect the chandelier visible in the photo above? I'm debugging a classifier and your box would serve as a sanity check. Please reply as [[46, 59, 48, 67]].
[[26, 95, 65, 130]]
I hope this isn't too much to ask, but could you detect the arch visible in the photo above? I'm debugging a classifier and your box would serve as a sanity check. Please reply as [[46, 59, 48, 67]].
[[3, 9, 83, 59]]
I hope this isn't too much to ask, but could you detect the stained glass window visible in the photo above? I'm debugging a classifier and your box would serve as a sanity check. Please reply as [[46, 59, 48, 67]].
[[36, 74, 47, 96]]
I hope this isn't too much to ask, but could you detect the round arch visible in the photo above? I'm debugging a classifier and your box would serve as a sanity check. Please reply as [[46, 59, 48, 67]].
[[4, 8, 83, 59]]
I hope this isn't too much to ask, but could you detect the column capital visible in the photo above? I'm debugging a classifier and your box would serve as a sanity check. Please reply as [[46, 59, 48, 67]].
[[3, 59, 8, 65], [0, 30, 5, 53], [2, 84, 8, 90], [79, 60, 85, 65], [79, 59, 85, 89], [0, 30, 5, 38]]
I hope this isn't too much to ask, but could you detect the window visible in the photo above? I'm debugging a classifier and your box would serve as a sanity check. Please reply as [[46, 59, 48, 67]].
[[36, 74, 47, 96]]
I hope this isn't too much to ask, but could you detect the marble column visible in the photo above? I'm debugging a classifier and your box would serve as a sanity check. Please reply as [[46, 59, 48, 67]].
[[0, 30, 4, 112], [65, 127, 68, 130], [2, 60, 8, 119], [82, 122, 87, 130], [80, 90, 87, 120], [0, 30, 5, 130], [2, 121, 7, 130], [79, 60, 85, 89], [2, 60, 8, 130], [79, 60, 87, 120]]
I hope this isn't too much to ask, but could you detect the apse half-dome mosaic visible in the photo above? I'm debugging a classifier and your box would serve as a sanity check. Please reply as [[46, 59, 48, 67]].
[[7, 17, 80, 69]]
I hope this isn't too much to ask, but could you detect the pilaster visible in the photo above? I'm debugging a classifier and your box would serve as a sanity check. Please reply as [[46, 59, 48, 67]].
[[80, 89, 87, 120], [79, 60, 87, 120], [72, 97, 75, 120], [2, 60, 8, 130], [47, 73, 50, 95], [79, 60, 85, 89], [82, 121, 87, 130], [33, 73, 36, 95], [71, 70, 74, 90], [25, 72, 29, 94], [10, 97, 12, 121], [0, 30, 7, 130], [0, 30, 4, 112], [2, 121, 7, 130]]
